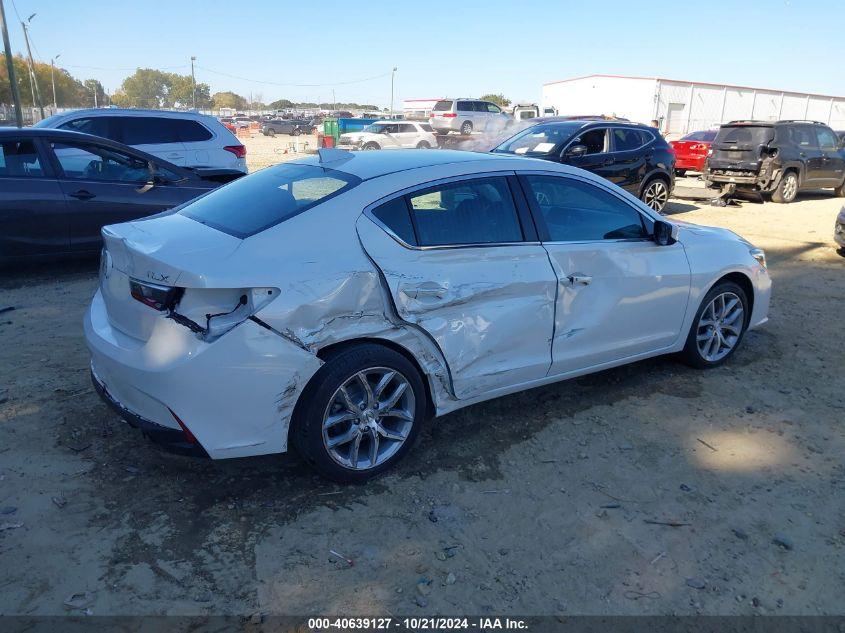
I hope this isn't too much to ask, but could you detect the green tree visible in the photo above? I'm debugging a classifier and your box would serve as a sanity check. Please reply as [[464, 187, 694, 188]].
[[268, 98, 294, 110], [212, 91, 247, 110], [479, 93, 511, 108], [111, 68, 170, 108], [166, 73, 211, 109], [83, 79, 107, 107]]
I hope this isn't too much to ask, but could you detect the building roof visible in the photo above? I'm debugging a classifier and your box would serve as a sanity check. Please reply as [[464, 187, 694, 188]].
[[542, 74, 844, 101]]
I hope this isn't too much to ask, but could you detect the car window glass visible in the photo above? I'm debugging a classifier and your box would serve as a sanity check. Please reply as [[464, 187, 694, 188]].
[[420, 123, 434, 132], [574, 128, 608, 154], [58, 117, 111, 138], [408, 177, 523, 246], [0, 140, 43, 177], [456, 101, 471, 112], [398, 124, 416, 133], [177, 120, 213, 142], [523, 175, 647, 241], [486, 103, 501, 113], [372, 197, 417, 245], [118, 117, 180, 145], [816, 128, 839, 151], [612, 128, 643, 151], [52, 142, 161, 182], [433, 100, 453, 111], [789, 126, 818, 148]]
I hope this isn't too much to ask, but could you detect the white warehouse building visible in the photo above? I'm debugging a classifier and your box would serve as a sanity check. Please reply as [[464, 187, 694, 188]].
[[542, 74, 845, 139]]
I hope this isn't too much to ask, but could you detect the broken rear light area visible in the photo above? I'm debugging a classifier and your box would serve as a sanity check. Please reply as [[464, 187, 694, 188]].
[[223, 145, 247, 159], [129, 279, 182, 311]]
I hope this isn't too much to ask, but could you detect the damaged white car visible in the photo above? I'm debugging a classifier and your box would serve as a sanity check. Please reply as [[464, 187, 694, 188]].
[[85, 148, 771, 482]]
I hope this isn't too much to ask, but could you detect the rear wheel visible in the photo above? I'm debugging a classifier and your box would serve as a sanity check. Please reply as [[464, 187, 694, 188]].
[[675, 169, 687, 177], [363, 142, 380, 150], [681, 281, 749, 369], [266, 128, 276, 137], [292, 128, 301, 136], [641, 176, 671, 212], [416, 140, 431, 149], [771, 170, 798, 203], [460, 121, 473, 136], [834, 177, 845, 197], [290, 343, 426, 483]]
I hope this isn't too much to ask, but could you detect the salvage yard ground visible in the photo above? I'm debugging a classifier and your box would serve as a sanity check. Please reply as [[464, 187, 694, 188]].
[[0, 169, 843, 616]]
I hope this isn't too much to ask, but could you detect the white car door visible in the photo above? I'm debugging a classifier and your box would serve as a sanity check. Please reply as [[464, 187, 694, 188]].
[[356, 174, 557, 400], [519, 172, 691, 374], [380, 124, 402, 148], [397, 123, 419, 148]]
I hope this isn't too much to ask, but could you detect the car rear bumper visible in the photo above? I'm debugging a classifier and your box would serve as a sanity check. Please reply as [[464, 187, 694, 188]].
[[674, 156, 706, 171], [430, 117, 460, 133], [84, 288, 322, 459]]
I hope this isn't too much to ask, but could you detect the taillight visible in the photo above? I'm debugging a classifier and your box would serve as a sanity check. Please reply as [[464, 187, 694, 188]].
[[224, 145, 246, 159], [168, 408, 198, 445], [129, 279, 181, 311], [442, 113, 457, 118]]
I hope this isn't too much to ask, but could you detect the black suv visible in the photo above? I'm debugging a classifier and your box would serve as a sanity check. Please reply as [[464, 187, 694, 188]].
[[261, 119, 315, 137], [704, 120, 845, 203], [492, 119, 675, 212]]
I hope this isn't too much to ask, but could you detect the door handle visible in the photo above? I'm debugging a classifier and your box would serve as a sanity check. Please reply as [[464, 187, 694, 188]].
[[567, 273, 592, 286], [69, 189, 96, 200]]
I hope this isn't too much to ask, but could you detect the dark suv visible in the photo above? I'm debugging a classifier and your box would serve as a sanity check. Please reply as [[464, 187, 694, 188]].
[[261, 119, 315, 137], [492, 119, 675, 212], [704, 120, 845, 203]]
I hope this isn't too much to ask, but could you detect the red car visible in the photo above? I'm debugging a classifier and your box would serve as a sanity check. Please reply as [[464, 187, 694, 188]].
[[670, 130, 717, 175]]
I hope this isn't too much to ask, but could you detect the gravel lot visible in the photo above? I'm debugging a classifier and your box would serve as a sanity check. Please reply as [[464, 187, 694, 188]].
[[0, 169, 843, 617]]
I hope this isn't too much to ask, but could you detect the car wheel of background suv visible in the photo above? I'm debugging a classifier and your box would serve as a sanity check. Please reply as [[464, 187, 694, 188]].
[[416, 141, 430, 149], [363, 142, 380, 150], [266, 129, 275, 137], [834, 178, 845, 197], [641, 176, 671, 212], [290, 343, 427, 483], [771, 170, 798, 203], [460, 121, 473, 136], [681, 280, 749, 369]]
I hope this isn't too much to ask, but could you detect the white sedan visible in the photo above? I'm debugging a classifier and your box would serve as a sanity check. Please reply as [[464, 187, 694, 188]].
[[338, 120, 437, 150], [85, 149, 771, 482]]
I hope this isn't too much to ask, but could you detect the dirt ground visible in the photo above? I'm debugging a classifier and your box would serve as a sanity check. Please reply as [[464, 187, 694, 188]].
[[0, 169, 843, 618]]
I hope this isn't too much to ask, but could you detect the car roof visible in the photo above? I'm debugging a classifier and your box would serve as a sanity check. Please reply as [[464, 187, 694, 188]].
[[527, 117, 643, 128], [290, 148, 514, 180], [34, 108, 217, 124]]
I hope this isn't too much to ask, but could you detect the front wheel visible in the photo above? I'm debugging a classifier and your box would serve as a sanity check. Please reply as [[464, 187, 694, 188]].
[[681, 281, 749, 369], [290, 344, 426, 483], [641, 177, 670, 212], [674, 169, 687, 177], [266, 129, 276, 137], [292, 128, 301, 136], [771, 170, 798, 203]]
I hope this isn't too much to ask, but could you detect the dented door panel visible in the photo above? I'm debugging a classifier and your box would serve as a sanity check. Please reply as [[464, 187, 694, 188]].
[[544, 240, 691, 374], [357, 216, 557, 399]]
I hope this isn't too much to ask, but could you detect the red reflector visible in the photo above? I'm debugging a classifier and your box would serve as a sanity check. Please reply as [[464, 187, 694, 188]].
[[224, 145, 246, 159], [442, 113, 457, 118], [168, 408, 198, 445]]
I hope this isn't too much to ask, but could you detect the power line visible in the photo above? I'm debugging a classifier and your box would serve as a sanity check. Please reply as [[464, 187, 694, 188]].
[[194, 65, 391, 88], [62, 63, 190, 71]]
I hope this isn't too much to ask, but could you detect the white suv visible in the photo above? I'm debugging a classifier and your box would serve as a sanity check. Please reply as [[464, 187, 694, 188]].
[[429, 99, 512, 136], [338, 120, 437, 150], [35, 109, 247, 175]]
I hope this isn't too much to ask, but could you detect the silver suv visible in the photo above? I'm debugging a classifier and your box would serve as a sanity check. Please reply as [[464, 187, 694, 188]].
[[429, 99, 512, 136]]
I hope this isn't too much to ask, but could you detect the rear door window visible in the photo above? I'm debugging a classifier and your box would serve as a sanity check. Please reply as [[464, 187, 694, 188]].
[[117, 117, 180, 145], [398, 124, 416, 133], [0, 140, 43, 177], [456, 101, 472, 112], [51, 141, 179, 182], [371, 197, 417, 245], [789, 126, 819, 148], [611, 128, 644, 151], [407, 177, 523, 246], [176, 120, 213, 142], [521, 175, 647, 242]]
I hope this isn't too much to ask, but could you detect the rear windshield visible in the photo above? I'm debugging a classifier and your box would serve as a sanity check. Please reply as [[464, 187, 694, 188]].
[[714, 126, 773, 148], [432, 100, 453, 111], [180, 163, 360, 238], [492, 122, 583, 156], [681, 130, 717, 142]]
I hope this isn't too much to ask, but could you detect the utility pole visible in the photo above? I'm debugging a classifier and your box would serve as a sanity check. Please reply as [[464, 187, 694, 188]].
[[0, 0, 23, 126], [389, 66, 398, 117], [21, 14, 44, 119], [332, 88, 336, 112], [50, 53, 60, 111], [190, 55, 196, 109], [93, 84, 97, 108]]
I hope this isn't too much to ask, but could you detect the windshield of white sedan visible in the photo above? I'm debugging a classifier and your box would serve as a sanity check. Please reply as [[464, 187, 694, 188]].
[[180, 163, 360, 238], [493, 122, 582, 155]]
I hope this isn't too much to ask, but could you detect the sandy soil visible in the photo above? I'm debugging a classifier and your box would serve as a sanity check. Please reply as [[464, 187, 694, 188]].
[[0, 173, 843, 617]]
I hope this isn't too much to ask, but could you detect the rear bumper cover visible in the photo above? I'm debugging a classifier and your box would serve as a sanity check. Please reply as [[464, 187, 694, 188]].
[[84, 288, 323, 459]]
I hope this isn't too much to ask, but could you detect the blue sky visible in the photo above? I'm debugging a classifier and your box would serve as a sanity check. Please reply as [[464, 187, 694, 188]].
[[4, 0, 843, 106]]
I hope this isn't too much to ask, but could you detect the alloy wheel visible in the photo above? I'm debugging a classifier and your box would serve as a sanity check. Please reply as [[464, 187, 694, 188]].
[[643, 180, 669, 211], [322, 367, 415, 470], [782, 173, 797, 201], [695, 292, 744, 362]]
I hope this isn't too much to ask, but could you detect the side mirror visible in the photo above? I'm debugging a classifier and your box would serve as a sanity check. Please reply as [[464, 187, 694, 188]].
[[566, 144, 588, 158], [653, 220, 678, 246]]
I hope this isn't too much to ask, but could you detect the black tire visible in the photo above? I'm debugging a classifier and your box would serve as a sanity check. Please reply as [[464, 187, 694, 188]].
[[416, 141, 431, 149], [460, 121, 473, 136], [834, 178, 845, 197], [675, 169, 687, 177], [292, 128, 301, 136], [266, 128, 275, 137], [680, 280, 749, 369], [362, 142, 380, 150], [290, 343, 427, 483], [640, 175, 671, 213], [771, 170, 798, 203]]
